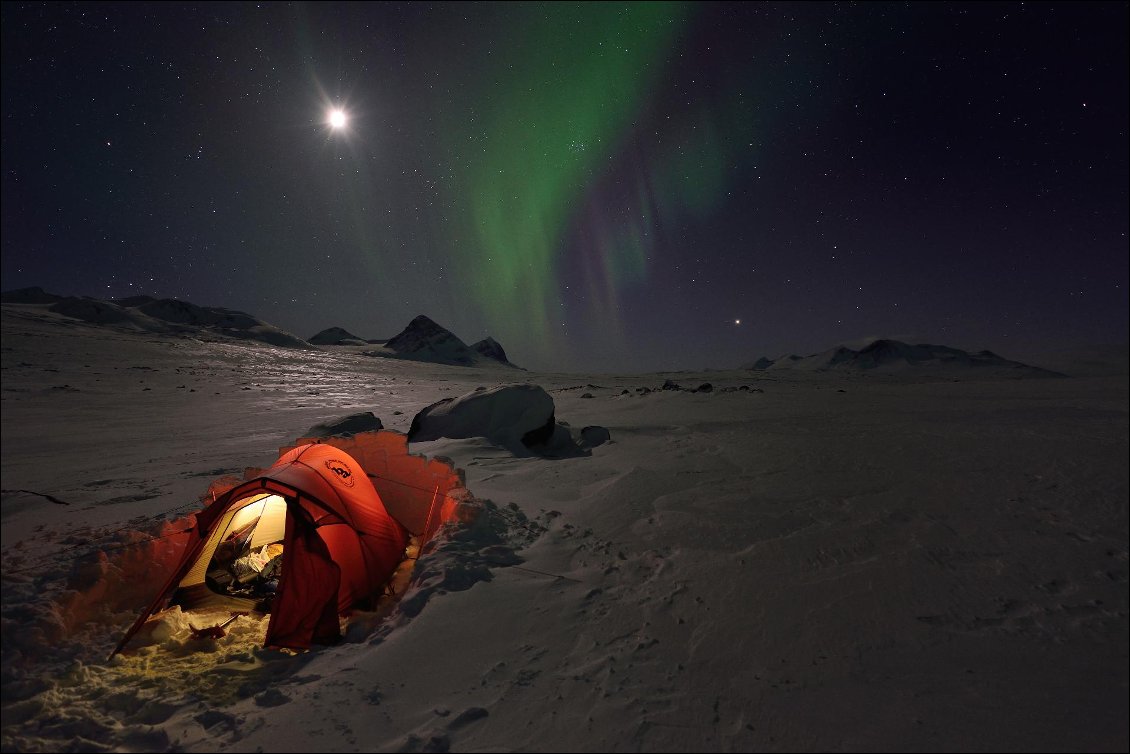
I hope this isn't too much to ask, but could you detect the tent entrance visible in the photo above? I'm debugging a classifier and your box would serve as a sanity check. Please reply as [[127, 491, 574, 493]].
[[172, 493, 289, 614]]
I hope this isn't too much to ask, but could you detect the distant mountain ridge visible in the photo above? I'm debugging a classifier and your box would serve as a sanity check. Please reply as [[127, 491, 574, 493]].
[[1, 287, 310, 348], [746, 338, 1064, 376], [3, 288, 520, 367]]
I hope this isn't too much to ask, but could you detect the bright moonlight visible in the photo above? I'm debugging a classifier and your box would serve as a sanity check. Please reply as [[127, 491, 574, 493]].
[[328, 108, 347, 129]]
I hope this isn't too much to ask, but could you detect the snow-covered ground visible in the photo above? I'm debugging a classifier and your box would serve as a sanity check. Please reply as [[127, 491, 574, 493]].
[[2, 306, 1127, 752]]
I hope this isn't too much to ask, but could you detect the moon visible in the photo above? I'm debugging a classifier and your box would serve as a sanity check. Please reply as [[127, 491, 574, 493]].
[[328, 109, 347, 129]]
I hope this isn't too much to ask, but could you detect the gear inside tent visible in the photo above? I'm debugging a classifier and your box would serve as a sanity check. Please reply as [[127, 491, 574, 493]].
[[112, 430, 468, 656]]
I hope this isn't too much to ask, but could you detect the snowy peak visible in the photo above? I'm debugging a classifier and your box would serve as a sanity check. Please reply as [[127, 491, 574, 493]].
[[308, 326, 369, 346], [386, 315, 458, 348], [367, 315, 519, 368], [747, 339, 1063, 376], [845, 338, 1047, 372], [384, 315, 476, 365], [471, 336, 514, 366]]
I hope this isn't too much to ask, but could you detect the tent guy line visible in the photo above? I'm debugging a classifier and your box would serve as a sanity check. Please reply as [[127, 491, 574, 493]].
[[507, 565, 585, 584]]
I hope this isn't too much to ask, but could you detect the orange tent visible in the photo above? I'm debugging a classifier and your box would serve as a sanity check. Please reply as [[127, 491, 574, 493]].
[[113, 432, 464, 656]]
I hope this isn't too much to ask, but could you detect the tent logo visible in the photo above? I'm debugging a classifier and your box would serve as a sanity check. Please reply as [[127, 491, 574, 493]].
[[325, 459, 356, 487]]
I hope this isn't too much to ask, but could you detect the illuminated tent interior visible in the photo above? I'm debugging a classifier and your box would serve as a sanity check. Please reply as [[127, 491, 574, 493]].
[[174, 491, 291, 615], [112, 430, 467, 656]]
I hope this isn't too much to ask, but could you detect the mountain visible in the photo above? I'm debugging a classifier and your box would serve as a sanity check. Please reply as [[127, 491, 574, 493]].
[[382, 315, 476, 365], [365, 315, 519, 368], [3, 289, 519, 364], [471, 336, 516, 367], [111, 295, 158, 307], [0, 286, 63, 304], [308, 326, 369, 346], [743, 354, 802, 370], [747, 339, 1063, 376], [1, 289, 311, 349]]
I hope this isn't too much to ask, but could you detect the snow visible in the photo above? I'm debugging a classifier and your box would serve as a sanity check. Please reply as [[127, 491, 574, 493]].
[[2, 308, 1127, 751]]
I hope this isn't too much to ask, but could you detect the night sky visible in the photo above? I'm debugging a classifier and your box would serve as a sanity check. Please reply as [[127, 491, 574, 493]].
[[2, 2, 1126, 372]]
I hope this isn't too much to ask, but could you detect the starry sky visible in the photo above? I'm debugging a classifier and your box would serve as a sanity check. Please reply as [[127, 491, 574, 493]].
[[2, 2, 1127, 372]]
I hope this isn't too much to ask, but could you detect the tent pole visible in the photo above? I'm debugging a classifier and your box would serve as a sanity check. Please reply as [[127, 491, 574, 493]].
[[419, 484, 441, 549]]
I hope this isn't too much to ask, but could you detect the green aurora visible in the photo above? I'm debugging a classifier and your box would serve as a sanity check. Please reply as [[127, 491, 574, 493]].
[[438, 2, 689, 359]]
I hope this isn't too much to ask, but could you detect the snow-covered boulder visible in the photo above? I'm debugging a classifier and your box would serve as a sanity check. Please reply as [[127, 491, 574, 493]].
[[409, 384, 555, 448], [304, 412, 384, 437], [407, 384, 585, 456]]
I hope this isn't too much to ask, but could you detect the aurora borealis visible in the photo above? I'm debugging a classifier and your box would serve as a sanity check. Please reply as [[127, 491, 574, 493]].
[[437, 3, 686, 350], [2, 2, 1126, 371]]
